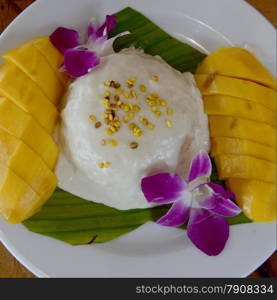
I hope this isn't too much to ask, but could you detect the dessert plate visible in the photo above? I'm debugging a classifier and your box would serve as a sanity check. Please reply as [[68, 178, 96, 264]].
[[0, 0, 276, 277]]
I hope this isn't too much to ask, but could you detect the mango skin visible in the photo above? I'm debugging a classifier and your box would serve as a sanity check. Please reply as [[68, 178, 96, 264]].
[[203, 95, 276, 127], [0, 97, 59, 170], [195, 74, 276, 111], [214, 154, 276, 184], [226, 179, 276, 222], [0, 63, 59, 134], [208, 115, 276, 148], [0, 128, 57, 196], [196, 47, 276, 90], [211, 137, 276, 163]]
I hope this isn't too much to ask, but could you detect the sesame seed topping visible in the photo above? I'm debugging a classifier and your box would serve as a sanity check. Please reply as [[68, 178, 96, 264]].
[[130, 142, 138, 149]]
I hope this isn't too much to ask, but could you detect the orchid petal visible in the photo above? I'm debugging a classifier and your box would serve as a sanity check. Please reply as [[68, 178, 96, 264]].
[[207, 182, 235, 199], [87, 17, 99, 40], [187, 151, 212, 183], [141, 173, 186, 204], [96, 14, 117, 38], [157, 200, 191, 227], [50, 27, 80, 54], [197, 183, 241, 217], [187, 208, 229, 256], [64, 49, 100, 78], [91, 31, 130, 56]]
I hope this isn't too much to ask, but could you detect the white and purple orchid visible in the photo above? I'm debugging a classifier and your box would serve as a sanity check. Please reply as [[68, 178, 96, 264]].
[[50, 14, 127, 78], [141, 151, 241, 256]]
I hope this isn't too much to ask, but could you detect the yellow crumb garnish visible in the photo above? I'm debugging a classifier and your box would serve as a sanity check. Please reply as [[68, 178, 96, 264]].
[[139, 85, 147, 92], [165, 119, 173, 128], [160, 100, 168, 106], [130, 142, 138, 149], [130, 90, 138, 99], [104, 81, 110, 87], [154, 111, 162, 118], [98, 162, 105, 168], [104, 161, 111, 168], [128, 112, 135, 120], [124, 92, 130, 99], [105, 128, 114, 136], [104, 90, 111, 96], [151, 106, 158, 112], [101, 139, 106, 145], [166, 107, 174, 116], [123, 104, 130, 112], [133, 105, 141, 112], [89, 114, 96, 122], [129, 123, 136, 130], [151, 75, 159, 82], [109, 139, 118, 147], [116, 88, 122, 95], [95, 121, 102, 128], [147, 123, 155, 130]]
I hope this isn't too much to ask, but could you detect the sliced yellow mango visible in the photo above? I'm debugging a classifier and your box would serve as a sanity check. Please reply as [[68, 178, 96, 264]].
[[194, 74, 276, 111], [32, 37, 70, 86], [208, 115, 276, 148], [0, 166, 49, 223], [0, 128, 57, 196], [196, 47, 276, 90], [0, 97, 58, 170], [0, 63, 59, 133], [3, 41, 64, 105], [226, 179, 276, 222], [211, 137, 276, 163], [214, 154, 276, 184], [203, 95, 276, 127]]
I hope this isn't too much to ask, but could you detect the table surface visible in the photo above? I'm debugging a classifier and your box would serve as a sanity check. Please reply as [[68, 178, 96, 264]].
[[0, 0, 276, 278]]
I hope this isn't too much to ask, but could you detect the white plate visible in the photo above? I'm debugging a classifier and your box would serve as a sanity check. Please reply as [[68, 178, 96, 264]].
[[0, 0, 276, 278]]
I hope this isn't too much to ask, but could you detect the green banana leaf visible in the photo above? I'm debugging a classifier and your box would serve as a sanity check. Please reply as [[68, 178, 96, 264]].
[[110, 7, 206, 73], [23, 188, 251, 245], [23, 7, 252, 246]]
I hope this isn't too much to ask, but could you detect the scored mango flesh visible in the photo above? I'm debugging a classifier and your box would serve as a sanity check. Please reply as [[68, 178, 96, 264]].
[[208, 115, 275, 148], [203, 95, 276, 127], [32, 37, 69, 86], [0, 166, 49, 224], [0, 97, 59, 170], [0, 63, 59, 133], [196, 47, 276, 90], [211, 137, 276, 163], [0, 35, 67, 224], [195, 74, 276, 111], [3, 40, 65, 105], [196, 47, 276, 221], [226, 179, 276, 222], [215, 154, 275, 184], [0, 128, 57, 196]]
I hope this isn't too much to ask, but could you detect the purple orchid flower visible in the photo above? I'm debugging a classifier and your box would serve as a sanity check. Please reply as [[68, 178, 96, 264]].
[[141, 151, 241, 256], [50, 14, 127, 78]]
